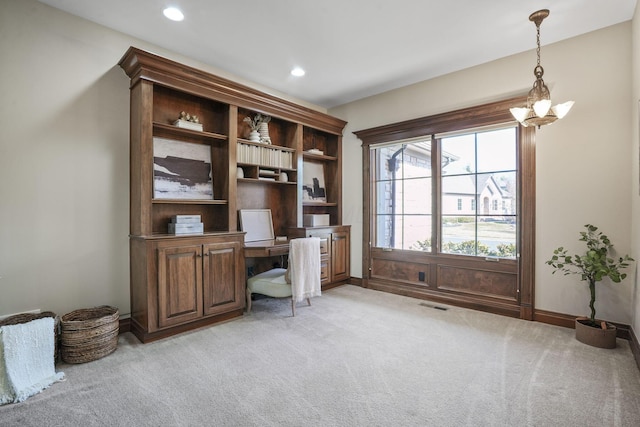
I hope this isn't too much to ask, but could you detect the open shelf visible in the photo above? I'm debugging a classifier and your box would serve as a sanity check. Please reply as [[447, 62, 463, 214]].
[[303, 151, 338, 162], [152, 199, 228, 205], [238, 178, 296, 185], [303, 202, 338, 207], [153, 122, 227, 143]]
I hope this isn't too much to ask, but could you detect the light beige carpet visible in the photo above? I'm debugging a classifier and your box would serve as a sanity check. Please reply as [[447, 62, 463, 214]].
[[1, 285, 639, 426]]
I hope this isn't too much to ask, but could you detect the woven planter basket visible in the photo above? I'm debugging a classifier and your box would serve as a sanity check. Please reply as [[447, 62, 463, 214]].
[[60, 305, 119, 364], [0, 311, 59, 361]]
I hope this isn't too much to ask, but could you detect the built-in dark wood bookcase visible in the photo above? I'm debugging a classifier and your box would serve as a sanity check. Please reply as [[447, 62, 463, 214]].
[[302, 127, 342, 226], [119, 47, 349, 342]]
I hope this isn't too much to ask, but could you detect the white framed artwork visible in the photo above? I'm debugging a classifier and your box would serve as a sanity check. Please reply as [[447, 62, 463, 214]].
[[302, 161, 326, 202], [239, 209, 275, 242], [153, 137, 213, 200]]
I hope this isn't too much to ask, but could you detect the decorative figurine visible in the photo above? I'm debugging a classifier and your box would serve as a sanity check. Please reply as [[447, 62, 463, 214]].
[[178, 111, 200, 123]]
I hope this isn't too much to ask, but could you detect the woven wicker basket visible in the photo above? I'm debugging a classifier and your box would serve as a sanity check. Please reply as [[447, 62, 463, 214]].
[[60, 305, 119, 364], [0, 311, 59, 361]]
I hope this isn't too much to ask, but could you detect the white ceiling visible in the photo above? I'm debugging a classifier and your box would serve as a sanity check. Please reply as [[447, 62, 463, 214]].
[[38, 0, 636, 108]]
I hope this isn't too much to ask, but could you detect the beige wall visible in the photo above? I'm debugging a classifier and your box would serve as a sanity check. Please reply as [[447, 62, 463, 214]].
[[1, 0, 637, 329], [632, 4, 640, 336], [0, 0, 324, 318], [331, 22, 635, 324]]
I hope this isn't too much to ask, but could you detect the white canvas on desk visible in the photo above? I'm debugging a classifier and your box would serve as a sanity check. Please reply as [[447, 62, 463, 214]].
[[239, 209, 275, 242]]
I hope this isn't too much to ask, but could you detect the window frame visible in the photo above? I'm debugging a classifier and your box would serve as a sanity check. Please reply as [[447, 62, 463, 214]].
[[355, 96, 536, 320], [438, 127, 518, 258]]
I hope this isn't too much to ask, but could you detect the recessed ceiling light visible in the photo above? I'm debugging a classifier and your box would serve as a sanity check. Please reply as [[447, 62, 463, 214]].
[[163, 7, 184, 22], [291, 67, 305, 77]]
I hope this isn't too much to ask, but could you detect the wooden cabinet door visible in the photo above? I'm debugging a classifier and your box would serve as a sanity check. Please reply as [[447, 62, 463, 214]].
[[202, 240, 244, 316], [157, 244, 203, 328], [331, 230, 350, 283]]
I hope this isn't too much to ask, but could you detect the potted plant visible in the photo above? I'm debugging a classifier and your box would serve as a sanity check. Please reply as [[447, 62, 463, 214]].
[[546, 224, 633, 348]]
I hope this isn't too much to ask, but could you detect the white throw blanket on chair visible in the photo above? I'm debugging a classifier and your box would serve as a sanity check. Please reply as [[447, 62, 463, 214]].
[[289, 237, 321, 303], [0, 317, 64, 405]]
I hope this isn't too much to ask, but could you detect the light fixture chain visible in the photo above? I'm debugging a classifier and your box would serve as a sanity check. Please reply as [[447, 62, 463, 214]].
[[536, 23, 541, 67]]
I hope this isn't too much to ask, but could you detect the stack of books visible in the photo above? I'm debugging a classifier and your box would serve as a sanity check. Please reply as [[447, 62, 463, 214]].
[[236, 143, 293, 168], [168, 215, 204, 235]]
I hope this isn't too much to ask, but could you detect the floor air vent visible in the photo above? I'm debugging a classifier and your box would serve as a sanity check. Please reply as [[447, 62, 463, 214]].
[[419, 302, 448, 311]]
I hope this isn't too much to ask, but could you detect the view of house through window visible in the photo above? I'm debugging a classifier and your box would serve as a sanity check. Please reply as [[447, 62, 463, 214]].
[[440, 127, 517, 257], [374, 139, 433, 250], [373, 126, 517, 258]]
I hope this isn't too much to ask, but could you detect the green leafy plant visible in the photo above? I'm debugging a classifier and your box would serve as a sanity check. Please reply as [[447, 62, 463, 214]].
[[443, 240, 489, 255], [493, 243, 516, 258], [546, 224, 633, 327], [410, 239, 516, 258]]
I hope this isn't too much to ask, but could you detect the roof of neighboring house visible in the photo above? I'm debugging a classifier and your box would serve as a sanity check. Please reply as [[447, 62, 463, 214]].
[[443, 174, 513, 199]]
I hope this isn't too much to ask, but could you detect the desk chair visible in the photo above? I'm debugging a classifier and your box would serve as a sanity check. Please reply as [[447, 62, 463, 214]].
[[246, 237, 321, 316]]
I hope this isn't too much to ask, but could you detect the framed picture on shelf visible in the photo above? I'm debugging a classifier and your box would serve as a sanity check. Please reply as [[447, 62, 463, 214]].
[[153, 137, 213, 199], [239, 209, 274, 242], [302, 161, 326, 202]]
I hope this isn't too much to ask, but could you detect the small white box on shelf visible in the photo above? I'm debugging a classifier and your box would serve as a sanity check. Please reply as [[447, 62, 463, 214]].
[[168, 222, 204, 235], [173, 120, 203, 132], [303, 214, 330, 227], [171, 215, 202, 223]]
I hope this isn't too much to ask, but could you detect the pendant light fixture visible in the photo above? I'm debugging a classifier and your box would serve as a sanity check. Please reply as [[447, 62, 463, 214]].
[[510, 9, 574, 128]]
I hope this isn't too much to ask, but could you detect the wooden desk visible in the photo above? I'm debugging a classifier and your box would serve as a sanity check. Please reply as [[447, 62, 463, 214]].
[[243, 239, 290, 258]]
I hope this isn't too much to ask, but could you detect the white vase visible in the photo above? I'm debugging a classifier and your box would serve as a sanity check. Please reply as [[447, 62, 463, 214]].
[[259, 122, 270, 139], [259, 122, 271, 144], [249, 130, 260, 142]]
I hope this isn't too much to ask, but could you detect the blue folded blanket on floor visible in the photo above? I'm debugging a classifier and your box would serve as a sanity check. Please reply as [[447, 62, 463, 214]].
[[0, 317, 64, 405]]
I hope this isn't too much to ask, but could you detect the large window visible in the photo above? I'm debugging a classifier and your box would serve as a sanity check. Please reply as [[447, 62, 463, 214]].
[[374, 139, 432, 251], [356, 97, 536, 320], [440, 127, 517, 258], [372, 126, 517, 259]]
